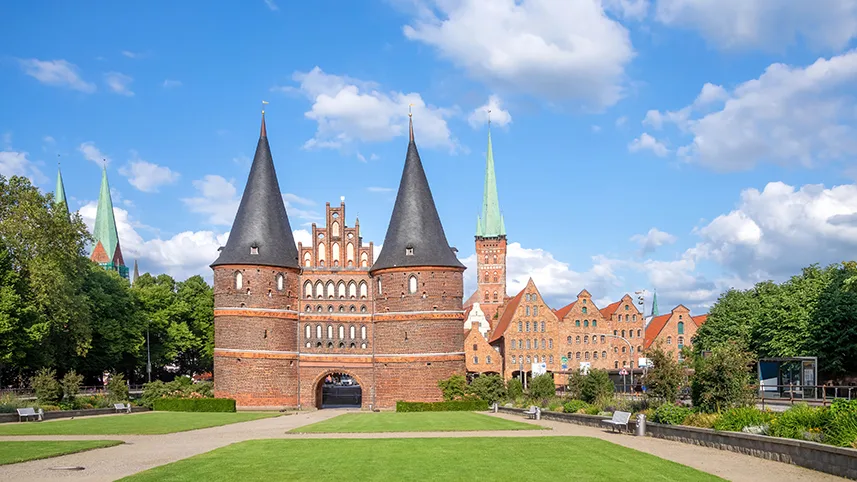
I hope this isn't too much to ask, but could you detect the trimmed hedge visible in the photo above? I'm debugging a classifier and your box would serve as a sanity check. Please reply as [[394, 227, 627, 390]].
[[396, 400, 489, 412], [152, 398, 236, 412]]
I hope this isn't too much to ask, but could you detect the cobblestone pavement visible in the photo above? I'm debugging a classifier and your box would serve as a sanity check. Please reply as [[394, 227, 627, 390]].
[[0, 410, 846, 481]]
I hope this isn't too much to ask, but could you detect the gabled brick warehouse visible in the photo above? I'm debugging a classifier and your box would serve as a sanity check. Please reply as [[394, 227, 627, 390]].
[[211, 112, 465, 409]]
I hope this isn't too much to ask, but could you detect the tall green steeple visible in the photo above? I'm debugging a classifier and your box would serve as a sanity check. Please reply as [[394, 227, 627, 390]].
[[90, 167, 128, 279], [476, 123, 505, 238], [650, 290, 659, 317], [55, 166, 68, 214]]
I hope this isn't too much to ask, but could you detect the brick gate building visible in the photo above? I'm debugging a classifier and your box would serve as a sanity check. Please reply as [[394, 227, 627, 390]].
[[211, 112, 465, 409]]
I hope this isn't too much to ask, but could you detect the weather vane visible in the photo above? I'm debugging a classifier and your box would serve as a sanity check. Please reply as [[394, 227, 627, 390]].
[[487, 108, 492, 126], [408, 103, 413, 118], [262, 100, 269, 115]]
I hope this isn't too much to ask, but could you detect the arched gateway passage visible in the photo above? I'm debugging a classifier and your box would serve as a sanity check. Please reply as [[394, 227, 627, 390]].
[[315, 372, 362, 409]]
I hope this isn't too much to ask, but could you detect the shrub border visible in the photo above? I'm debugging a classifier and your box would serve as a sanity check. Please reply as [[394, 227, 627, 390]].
[[152, 398, 236, 413], [497, 406, 857, 480], [396, 400, 489, 412]]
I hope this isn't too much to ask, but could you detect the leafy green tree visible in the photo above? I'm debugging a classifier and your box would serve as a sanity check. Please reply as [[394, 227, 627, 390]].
[[529, 373, 556, 400], [644, 345, 684, 403], [437, 374, 468, 401], [580, 369, 614, 404], [107, 373, 129, 402], [31, 368, 61, 404], [566, 370, 584, 399], [691, 342, 756, 412], [0, 242, 38, 378], [467, 374, 507, 404], [61, 370, 83, 403], [507, 378, 524, 399], [0, 176, 93, 371]]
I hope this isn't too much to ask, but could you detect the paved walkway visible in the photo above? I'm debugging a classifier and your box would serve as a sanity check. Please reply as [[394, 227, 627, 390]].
[[0, 410, 847, 481]]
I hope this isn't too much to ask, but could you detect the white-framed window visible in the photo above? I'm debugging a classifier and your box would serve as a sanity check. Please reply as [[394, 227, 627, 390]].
[[359, 281, 368, 299], [361, 325, 367, 339], [408, 275, 417, 294], [305, 325, 311, 339], [328, 325, 334, 339], [304, 281, 312, 298], [338, 325, 345, 339], [276, 274, 284, 291], [234, 271, 243, 290], [316, 325, 322, 339], [350, 325, 356, 339]]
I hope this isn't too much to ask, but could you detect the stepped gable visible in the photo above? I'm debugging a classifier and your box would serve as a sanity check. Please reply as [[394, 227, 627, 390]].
[[488, 288, 525, 343], [371, 115, 464, 272], [211, 114, 299, 269]]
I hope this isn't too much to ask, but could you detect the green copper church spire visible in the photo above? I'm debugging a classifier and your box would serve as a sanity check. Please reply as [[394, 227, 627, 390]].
[[55, 164, 68, 214], [477, 120, 505, 238], [90, 166, 128, 279], [650, 290, 659, 317]]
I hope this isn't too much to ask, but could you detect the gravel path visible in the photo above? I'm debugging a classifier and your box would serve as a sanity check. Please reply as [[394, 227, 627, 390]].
[[0, 410, 846, 481]]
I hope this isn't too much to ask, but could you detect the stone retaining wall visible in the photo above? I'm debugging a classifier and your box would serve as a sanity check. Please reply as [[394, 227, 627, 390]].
[[0, 406, 149, 424], [497, 406, 857, 480]]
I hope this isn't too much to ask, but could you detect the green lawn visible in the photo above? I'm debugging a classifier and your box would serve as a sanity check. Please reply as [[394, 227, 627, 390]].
[[123, 437, 722, 481], [290, 412, 543, 433], [0, 412, 279, 435], [0, 440, 123, 465]]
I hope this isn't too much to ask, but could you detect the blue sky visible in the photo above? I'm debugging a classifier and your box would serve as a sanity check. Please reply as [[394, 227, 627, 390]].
[[3, 0, 857, 314]]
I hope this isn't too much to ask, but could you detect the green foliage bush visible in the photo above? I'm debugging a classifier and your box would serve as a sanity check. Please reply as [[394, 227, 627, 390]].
[[825, 399, 857, 448], [768, 403, 831, 440], [644, 346, 684, 403], [507, 378, 523, 399], [466, 374, 507, 404], [529, 374, 556, 400], [566, 371, 583, 400], [652, 403, 693, 425], [61, 370, 83, 402], [682, 412, 720, 428], [580, 369, 614, 404], [31, 368, 61, 404], [107, 373, 129, 402], [438, 374, 468, 402], [153, 397, 236, 412], [396, 400, 489, 412], [0, 393, 28, 413], [140, 376, 213, 408], [712, 407, 774, 432], [691, 342, 755, 413], [562, 399, 590, 414]]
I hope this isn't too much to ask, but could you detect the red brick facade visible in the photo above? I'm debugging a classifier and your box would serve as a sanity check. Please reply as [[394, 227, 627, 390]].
[[644, 305, 706, 362], [464, 319, 502, 374], [214, 201, 465, 409], [474, 236, 507, 324]]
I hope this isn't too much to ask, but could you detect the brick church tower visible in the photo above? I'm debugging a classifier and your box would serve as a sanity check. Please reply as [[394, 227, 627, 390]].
[[370, 113, 467, 406], [474, 123, 506, 324], [210, 112, 302, 407]]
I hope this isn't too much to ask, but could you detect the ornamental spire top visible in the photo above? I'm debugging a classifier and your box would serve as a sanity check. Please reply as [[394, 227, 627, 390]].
[[55, 159, 68, 214], [477, 120, 505, 238]]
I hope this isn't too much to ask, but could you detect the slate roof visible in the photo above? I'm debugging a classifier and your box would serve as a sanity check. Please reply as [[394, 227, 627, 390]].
[[371, 116, 464, 272], [211, 114, 299, 269]]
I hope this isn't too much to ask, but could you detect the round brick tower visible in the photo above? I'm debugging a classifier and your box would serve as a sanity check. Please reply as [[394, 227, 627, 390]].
[[211, 113, 302, 408], [370, 114, 466, 407]]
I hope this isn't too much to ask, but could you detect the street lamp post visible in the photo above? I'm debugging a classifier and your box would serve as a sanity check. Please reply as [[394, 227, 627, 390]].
[[146, 322, 152, 383], [593, 333, 635, 392]]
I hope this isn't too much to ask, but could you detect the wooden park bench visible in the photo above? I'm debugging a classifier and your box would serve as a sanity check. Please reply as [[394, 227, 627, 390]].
[[16, 407, 44, 422], [524, 406, 540, 419], [600, 411, 632, 433], [113, 403, 132, 413]]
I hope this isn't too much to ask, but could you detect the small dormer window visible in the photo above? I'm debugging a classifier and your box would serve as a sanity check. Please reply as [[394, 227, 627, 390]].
[[405, 245, 414, 256], [250, 246, 259, 255]]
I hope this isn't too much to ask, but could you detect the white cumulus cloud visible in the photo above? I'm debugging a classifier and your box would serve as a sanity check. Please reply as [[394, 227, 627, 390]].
[[628, 133, 669, 156], [468, 95, 512, 129], [18, 59, 96, 93], [631, 228, 677, 255], [642, 50, 857, 171], [281, 67, 456, 151], [402, 0, 634, 108], [654, 0, 857, 51], [79, 141, 111, 166], [104, 72, 134, 96], [119, 156, 180, 193]]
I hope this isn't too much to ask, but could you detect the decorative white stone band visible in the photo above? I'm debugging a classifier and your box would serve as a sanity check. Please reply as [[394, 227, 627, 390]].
[[214, 348, 465, 358]]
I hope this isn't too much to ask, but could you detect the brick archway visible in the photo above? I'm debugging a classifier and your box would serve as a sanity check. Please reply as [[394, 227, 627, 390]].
[[311, 369, 367, 409]]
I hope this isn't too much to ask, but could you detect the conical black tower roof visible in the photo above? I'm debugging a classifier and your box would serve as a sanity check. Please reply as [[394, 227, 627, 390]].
[[211, 114, 299, 269], [371, 116, 464, 272]]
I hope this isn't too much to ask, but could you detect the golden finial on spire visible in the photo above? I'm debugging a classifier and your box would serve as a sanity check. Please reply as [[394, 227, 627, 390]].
[[487, 109, 492, 127], [262, 100, 269, 115], [408, 103, 414, 118]]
